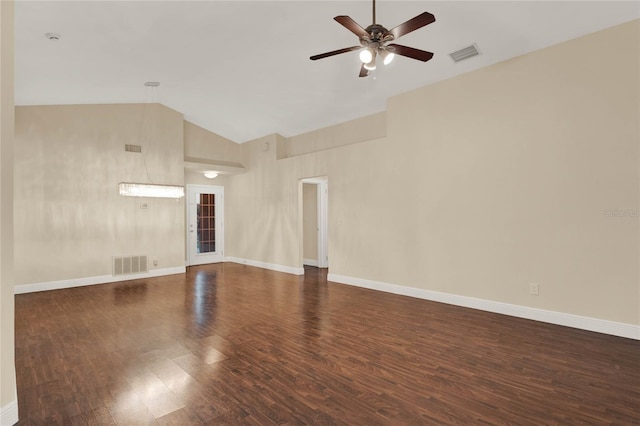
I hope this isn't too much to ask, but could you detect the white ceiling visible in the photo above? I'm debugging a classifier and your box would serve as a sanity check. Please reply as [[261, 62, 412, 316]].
[[15, 1, 639, 143]]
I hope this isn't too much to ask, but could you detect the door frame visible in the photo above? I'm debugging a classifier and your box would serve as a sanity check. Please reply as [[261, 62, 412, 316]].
[[186, 184, 224, 266], [300, 177, 328, 268]]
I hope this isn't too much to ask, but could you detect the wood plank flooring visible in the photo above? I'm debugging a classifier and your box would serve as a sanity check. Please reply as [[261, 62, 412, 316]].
[[14, 263, 640, 425]]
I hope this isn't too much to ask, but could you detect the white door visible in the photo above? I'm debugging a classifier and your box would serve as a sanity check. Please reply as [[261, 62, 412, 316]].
[[187, 185, 224, 265]]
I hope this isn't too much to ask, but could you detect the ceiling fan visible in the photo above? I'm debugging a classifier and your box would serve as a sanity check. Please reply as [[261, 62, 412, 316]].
[[310, 0, 436, 77]]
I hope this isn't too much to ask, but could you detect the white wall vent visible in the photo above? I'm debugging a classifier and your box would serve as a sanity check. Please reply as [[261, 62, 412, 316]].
[[450, 44, 481, 63], [112, 255, 148, 276]]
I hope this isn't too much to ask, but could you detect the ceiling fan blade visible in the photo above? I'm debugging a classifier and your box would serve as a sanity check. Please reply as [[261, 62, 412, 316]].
[[359, 64, 369, 78], [310, 46, 361, 61], [334, 16, 369, 39], [387, 12, 435, 39], [387, 44, 434, 62]]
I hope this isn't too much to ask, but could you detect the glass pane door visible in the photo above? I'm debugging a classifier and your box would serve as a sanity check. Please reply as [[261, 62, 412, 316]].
[[197, 193, 215, 253], [187, 185, 224, 266]]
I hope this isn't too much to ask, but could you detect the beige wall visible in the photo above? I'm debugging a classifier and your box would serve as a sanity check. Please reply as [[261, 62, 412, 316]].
[[226, 134, 304, 266], [303, 183, 318, 262], [226, 20, 639, 325], [183, 120, 237, 186], [280, 112, 387, 159], [0, 0, 17, 415], [184, 120, 240, 165], [14, 104, 186, 286]]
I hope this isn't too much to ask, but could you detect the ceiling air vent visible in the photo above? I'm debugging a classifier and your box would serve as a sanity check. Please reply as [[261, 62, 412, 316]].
[[450, 44, 480, 63]]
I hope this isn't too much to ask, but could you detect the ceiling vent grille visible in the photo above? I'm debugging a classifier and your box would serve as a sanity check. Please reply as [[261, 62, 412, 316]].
[[450, 44, 481, 63], [125, 144, 142, 153]]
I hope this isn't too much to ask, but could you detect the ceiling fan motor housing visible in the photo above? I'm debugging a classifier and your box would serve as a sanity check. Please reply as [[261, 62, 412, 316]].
[[363, 24, 391, 42]]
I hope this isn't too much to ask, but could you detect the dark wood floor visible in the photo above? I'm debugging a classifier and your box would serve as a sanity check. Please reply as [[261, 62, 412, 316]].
[[14, 263, 640, 425]]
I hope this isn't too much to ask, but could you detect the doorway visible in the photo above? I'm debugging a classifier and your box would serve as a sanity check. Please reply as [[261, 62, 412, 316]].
[[300, 178, 328, 269], [186, 185, 224, 266]]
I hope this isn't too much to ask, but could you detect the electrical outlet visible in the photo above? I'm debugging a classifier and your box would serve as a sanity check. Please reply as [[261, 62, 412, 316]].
[[153, 259, 158, 267], [529, 283, 539, 296], [140, 203, 148, 209]]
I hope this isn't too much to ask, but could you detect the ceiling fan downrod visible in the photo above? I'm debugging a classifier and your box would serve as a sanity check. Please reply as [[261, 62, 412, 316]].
[[372, 0, 376, 24]]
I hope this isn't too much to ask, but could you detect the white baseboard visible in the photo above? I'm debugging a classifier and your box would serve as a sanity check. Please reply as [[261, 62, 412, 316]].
[[327, 273, 639, 340], [14, 267, 186, 295], [224, 257, 304, 276], [1, 399, 18, 426], [303, 259, 318, 267]]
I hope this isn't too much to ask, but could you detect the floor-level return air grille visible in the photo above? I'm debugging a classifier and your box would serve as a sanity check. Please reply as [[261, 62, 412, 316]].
[[112, 255, 148, 276]]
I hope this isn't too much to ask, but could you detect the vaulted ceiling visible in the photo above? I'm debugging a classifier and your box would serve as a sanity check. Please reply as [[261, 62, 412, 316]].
[[15, 1, 639, 143]]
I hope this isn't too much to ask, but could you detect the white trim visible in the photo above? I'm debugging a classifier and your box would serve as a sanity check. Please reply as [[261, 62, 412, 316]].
[[14, 267, 186, 295], [300, 177, 328, 269], [327, 273, 640, 340], [225, 257, 304, 276], [1, 399, 18, 426], [317, 180, 328, 268], [303, 259, 319, 267]]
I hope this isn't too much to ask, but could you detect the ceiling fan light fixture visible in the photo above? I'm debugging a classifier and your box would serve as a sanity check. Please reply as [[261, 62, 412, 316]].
[[382, 51, 395, 65], [364, 50, 377, 70], [359, 48, 373, 64]]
